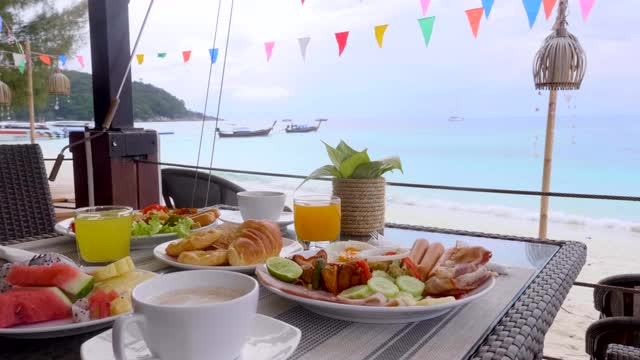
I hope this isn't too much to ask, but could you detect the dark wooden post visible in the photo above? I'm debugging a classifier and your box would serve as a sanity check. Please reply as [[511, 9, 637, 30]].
[[71, 0, 159, 209]]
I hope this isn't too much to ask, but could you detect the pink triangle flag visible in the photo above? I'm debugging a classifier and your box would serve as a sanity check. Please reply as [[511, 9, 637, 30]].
[[301, 0, 305, 4], [77, 55, 85, 68], [465, 8, 484, 38], [335, 31, 349, 56], [543, 0, 557, 20], [579, 0, 595, 21], [420, 0, 431, 16], [264, 41, 275, 62]]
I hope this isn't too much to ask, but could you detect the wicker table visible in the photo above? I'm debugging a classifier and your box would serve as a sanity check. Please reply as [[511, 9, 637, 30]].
[[0, 224, 586, 360]]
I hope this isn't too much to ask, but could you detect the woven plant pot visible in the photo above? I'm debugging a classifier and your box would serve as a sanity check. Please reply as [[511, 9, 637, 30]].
[[332, 177, 385, 236]]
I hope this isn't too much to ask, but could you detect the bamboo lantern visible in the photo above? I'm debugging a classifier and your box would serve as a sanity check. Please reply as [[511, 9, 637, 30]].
[[48, 68, 71, 96], [0, 80, 11, 107], [532, 0, 586, 239]]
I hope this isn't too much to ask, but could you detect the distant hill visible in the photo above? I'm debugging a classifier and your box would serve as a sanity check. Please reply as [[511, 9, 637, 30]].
[[17, 70, 211, 122]]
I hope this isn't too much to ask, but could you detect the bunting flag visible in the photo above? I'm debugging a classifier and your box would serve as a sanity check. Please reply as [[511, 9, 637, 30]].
[[417, 17, 435, 48], [374, 24, 388, 48], [18, 60, 25, 74], [522, 0, 542, 29], [77, 55, 85, 68], [301, 0, 305, 4], [465, 8, 484, 38], [209, 48, 219, 63], [59, 55, 67, 66], [182, 50, 192, 63], [136, 54, 144, 64], [579, 0, 595, 21], [0, 16, 3, 32], [482, 0, 495, 19], [157, 52, 167, 58], [543, 0, 557, 20], [12, 53, 25, 67], [39, 54, 51, 65], [335, 31, 349, 56], [420, 0, 431, 16], [297, 37, 310, 61], [264, 41, 275, 62]]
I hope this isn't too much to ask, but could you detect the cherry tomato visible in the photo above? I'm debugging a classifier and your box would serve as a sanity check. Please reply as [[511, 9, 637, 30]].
[[384, 251, 397, 256], [357, 260, 372, 281], [70, 222, 76, 233], [141, 204, 167, 214]]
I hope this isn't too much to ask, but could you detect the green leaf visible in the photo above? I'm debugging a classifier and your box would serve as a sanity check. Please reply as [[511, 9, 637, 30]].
[[336, 141, 358, 163], [339, 150, 370, 178], [351, 157, 403, 179], [322, 142, 343, 169], [297, 165, 341, 190], [379, 156, 403, 175]]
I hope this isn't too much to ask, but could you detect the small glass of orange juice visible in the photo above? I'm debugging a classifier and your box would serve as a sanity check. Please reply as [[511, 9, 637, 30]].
[[294, 195, 341, 248], [74, 206, 133, 264]]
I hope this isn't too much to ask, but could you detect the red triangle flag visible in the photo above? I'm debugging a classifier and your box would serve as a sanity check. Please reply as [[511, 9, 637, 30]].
[[543, 0, 557, 20], [182, 50, 192, 63], [335, 31, 349, 56], [39, 54, 51, 65], [465, 8, 484, 38]]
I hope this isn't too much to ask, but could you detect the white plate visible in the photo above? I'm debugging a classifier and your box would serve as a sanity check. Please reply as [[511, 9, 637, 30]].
[[258, 250, 496, 324], [0, 268, 155, 339], [80, 314, 301, 360], [153, 238, 304, 274], [54, 217, 220, 249], [219, 209, 294, 226]]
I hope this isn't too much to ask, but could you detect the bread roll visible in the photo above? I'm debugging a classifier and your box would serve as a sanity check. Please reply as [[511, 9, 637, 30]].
[[189, 208, 221, 227], [227, 220, 283, 266], [177, 249, 228, 266], [166, 229, 222, 257]]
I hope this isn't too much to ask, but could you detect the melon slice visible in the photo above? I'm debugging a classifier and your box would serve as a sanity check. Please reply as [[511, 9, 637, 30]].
[[6, 264, 95, 298], [92, 257, 135, 282], [94, 270, 155, 294], [0, 287, 72, 328]]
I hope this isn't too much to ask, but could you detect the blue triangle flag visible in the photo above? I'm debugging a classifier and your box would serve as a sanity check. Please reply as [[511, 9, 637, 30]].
[[59, 55, 67, 66], [482, 0, 495, 19], [208, 48, 219, 64], [0, 16, 3, 32], [522, 0, 542, 28]]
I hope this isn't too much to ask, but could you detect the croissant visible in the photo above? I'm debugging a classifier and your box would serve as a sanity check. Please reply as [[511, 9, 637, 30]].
[[227, 220, 282, 266]]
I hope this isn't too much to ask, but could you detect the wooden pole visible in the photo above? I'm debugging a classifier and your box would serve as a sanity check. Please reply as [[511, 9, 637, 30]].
[[25, 40, 36, 144], [538, 89, 558, 239]]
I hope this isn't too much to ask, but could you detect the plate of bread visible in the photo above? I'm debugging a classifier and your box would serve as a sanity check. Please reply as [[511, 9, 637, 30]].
[[153, 220, 304, 274]]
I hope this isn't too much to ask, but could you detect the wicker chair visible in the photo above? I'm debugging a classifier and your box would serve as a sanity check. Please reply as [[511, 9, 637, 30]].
[[586, 275, 640, 360], [0, 144, 58, 245], [161, 168, 245, 209]]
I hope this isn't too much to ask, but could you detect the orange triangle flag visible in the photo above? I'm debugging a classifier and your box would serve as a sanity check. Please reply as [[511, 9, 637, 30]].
[[543, 0, 557, 20], [335, 31, 349, 56], [39, 54, 51, 65], [465, 8, 484, 38]]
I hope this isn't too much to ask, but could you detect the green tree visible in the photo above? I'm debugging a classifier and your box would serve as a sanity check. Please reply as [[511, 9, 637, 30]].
[[0, 1, 88, 115]]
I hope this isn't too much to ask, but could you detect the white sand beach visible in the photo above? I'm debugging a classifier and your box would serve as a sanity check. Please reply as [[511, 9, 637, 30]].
[[48, 168, 640, 359]]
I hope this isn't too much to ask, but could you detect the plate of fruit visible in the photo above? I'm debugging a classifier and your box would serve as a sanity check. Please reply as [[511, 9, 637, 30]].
[[0, 255, 155, 338], [256, 239, 496, 323]]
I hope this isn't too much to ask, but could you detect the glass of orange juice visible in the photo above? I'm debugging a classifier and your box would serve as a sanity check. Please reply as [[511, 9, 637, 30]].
[[294, 195, 341, 249], [74, 206, 133, 264]]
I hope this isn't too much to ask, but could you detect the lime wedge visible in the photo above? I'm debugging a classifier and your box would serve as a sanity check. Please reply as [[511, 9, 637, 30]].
[[367, 277, 399, 298], [338, 285, 374, 300], [266, 257, 303, 283]]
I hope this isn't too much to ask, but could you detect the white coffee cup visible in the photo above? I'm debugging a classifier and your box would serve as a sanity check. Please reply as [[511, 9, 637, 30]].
[[113, 270, 258, 360], [237, 191, 286, 222]]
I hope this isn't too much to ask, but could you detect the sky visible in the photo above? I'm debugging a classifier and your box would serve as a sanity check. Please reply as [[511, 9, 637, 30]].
[[68, 0, 640, 124]]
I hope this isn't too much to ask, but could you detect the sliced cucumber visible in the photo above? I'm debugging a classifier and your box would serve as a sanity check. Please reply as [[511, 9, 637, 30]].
[[371, 270, 394, 281], [367, 277, 399, 298], [415, 296, 456, 306], [338, 285, 374, 300], [395, 275, 425, 298], [394, 292, 417, 306]]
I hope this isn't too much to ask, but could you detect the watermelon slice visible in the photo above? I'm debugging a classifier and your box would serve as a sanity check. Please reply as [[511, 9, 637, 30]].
[[0, 287, 72, 328], [88, 290, 119, 319], [6, 264, 95, 298]]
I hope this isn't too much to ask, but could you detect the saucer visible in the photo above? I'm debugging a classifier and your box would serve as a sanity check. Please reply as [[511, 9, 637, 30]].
[[80, 314, 301, 360], [219, 209, 294, 226]]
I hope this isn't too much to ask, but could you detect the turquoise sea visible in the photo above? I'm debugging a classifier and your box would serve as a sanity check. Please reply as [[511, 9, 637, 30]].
[[37, 114, 640, 229]]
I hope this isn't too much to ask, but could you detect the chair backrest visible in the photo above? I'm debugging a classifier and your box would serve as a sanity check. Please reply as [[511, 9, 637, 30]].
[[0, 144, 56, 242], [594, 275, 640, 318], [161, 168, 245, 209]]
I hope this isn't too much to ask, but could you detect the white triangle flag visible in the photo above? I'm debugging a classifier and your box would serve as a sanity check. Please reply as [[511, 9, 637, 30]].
[[12, 53, 25, 66], [298, 36, 311, 62]]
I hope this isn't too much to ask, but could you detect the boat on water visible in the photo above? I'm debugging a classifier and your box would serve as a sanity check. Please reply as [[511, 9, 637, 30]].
[[216, 121, 277, 138], [46, 120, 93, 132], [0, 122, 68, 141], [283, 118, 327, 133], [448, 116, 464, 122]]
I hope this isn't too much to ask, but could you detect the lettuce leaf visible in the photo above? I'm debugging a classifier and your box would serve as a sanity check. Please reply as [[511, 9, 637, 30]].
[[131, 214, 193, 238]]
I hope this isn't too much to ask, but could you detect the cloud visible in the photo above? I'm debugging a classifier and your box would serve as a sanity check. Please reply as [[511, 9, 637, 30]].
[[231, 85, 291, 100]]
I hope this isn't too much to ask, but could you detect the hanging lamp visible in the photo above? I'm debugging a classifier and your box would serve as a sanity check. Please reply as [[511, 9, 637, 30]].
[[532, 0, 586, 239], [49, 68, 71, 110], [0, 80, 12, 107]]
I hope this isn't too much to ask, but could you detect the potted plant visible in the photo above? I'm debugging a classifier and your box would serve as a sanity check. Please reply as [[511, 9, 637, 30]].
[[300, 141, 402, 236]]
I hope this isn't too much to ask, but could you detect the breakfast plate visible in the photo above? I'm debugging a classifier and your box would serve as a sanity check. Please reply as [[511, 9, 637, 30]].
[[54, 217, 220, 249], [153, 238, 304, 274], [0, 267, 155, 339], [218, 209, 294, 227], [80, 314, 301, 360]]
